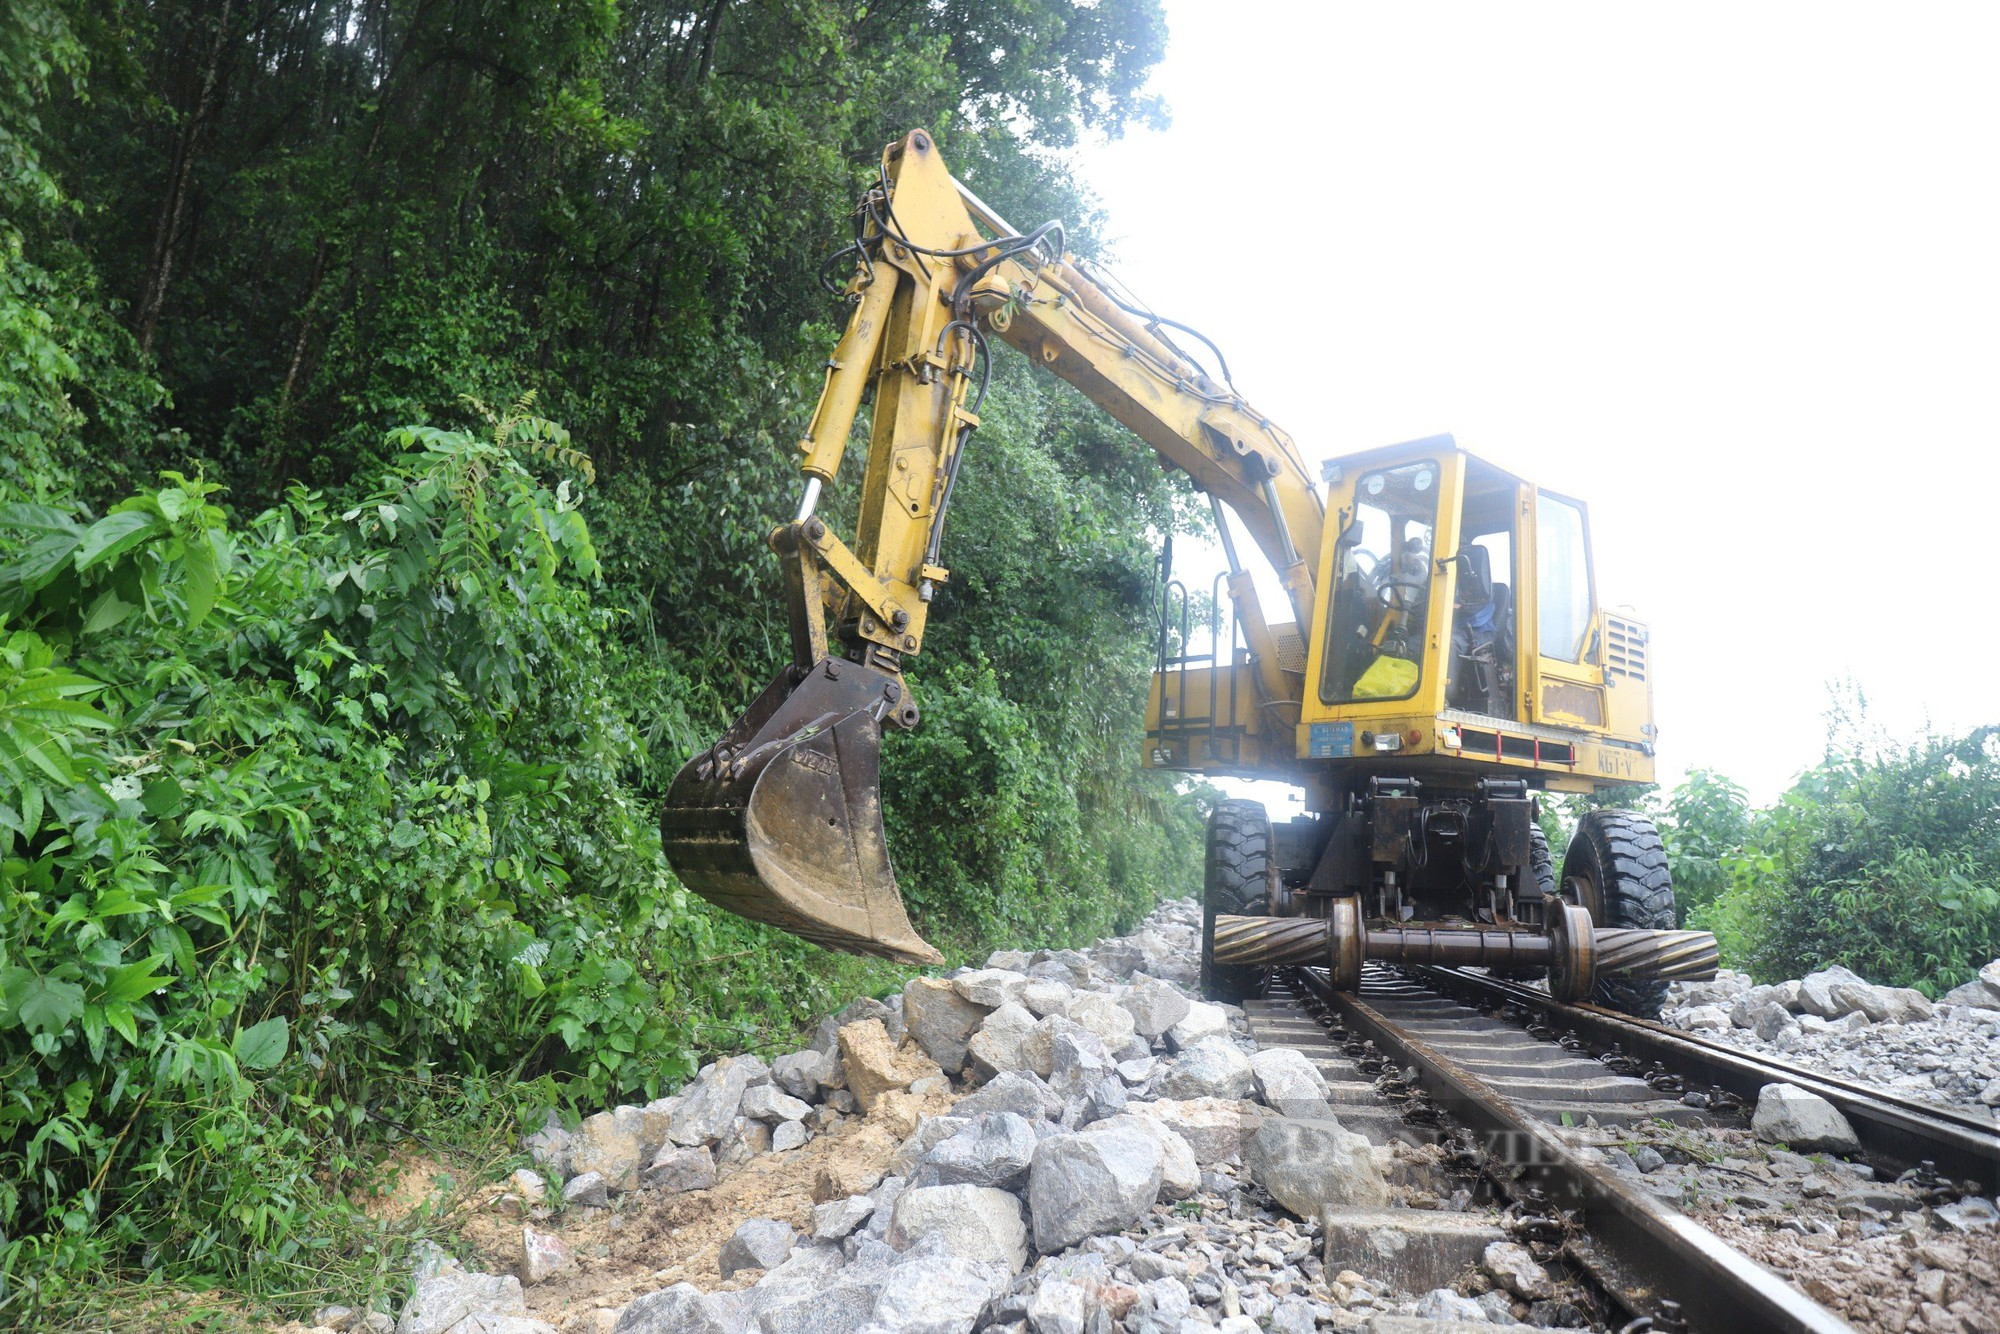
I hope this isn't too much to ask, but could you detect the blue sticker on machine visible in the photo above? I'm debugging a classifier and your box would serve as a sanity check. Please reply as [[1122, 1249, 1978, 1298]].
[[1308, 722, 1355, 758]]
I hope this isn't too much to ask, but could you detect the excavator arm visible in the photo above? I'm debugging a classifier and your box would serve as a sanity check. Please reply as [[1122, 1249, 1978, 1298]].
[[661, 130, 1324, 962]]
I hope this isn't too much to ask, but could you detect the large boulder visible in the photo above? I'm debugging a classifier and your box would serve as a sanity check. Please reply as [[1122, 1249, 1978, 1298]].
[[1881, 987, 1934, 1024], [741, 1085, 813, 1125], [641, 1144, 715, 1194], [1482, 1241, 1553, 1299], [1024, 1015, 1096, 1080], [571, 1108, 646, 1193], [953, 1070, 1065, 1122], [1944, 979, 2000, 1012], [1092, 1113, 1200, 1203], [1029, 949, 1095, 987], [887, 1183, 1030, 1272], [870, 1256, 1011, 1334], [1016, 979, 1076, 1019], [771, 1049, 836, 1102], [639, 1098, 682, 1157], [1676, 1004, 1732, 1032], [925, 1112, 1038, 1189], [965, 1002, 1039, 1082], [1165, 1003, 1229, 1051], [1981, 959, 2000, 1001], [669, 1055, 771, 1146], [952, 969, 1027, 1009], [1125, 1097, 1259, 1166], [518, 1227, 570, 1286], [1752, 1083, 1860, 1154], [1067, 993, 1139, 1053], [903, 978, 991, 1076], [1249, 1048, 1331, 1117], [749, 1249, 880, 1334], [814, 997, 892, 1056], [1027, 1123, 1165, 1252], [612, 1283, 730, 1334], [1797, 966, 1870, 1020], [1242, 1116, 1389, 1217], [753, 1256, 883, 1334], [1118, 976, 1192, 1042], [1155, 1036, 1255, 1101], [811, 1194, 878, 1242], [1746, 1001, 1799, 1043], [891, 1116, 972, 1176], [717, 1218, 795, 1278], [1048, 1027, 1118, 1101], [715, 1116, 772, 1171], [1097, 929, 1195, 985], [523, 1118, 573, 1178], [397, 1265, 527, 1334], [839, 1019, 943, 1114]]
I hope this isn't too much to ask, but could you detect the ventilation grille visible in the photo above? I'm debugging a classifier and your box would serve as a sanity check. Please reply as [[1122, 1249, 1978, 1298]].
[[1268, 622, 1308, 675], [1460, 728, 1576, 766], [1607, 615, 1649, 682]]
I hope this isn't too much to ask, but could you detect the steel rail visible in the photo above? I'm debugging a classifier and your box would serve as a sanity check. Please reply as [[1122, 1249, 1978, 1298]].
[[1286, 965, 1858, 1334], [1409, 965, 2000, 1195]]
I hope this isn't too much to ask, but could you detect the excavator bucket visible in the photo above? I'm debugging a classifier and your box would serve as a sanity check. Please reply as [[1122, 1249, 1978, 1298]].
[[660, 659, 942, 965]]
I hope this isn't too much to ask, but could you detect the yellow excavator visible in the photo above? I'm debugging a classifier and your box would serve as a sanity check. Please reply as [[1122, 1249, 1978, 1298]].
[[660, 130, 1715, 1017]]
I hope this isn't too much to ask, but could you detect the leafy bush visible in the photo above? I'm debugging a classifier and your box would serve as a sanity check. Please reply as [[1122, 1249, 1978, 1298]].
[[0, 1, 1202, 1316], [1688, 726, 2000, 994], [1658, 768, 1750, 924], [0, 405, 896, 1314]]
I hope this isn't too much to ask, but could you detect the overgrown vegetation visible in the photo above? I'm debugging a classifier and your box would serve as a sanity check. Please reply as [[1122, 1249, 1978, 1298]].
[[1, 0, 1200, 1319], [1675, 718, 2000, 996], [1601, 702, 2000, 998]]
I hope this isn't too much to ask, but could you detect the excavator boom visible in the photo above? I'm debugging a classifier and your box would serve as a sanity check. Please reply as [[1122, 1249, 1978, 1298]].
[[661, 129, 1321, 961]]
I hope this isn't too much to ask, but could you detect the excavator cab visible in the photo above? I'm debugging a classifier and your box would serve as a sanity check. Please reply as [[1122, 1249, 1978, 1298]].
[[1322, 458, 1441, 704]]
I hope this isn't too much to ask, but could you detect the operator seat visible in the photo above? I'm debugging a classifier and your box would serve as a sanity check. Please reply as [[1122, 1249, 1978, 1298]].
[[1450, 545, 1515, 717]]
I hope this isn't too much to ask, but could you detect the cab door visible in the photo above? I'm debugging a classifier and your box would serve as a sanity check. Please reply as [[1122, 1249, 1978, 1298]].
[[1522, 489, 1608, 730]]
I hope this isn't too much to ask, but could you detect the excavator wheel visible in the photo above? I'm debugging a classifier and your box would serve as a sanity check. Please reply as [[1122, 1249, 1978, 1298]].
[[1560, 810, 1678, 1019], [1493, 824, 1558, 983], [1201, 798, 1275, 1003]]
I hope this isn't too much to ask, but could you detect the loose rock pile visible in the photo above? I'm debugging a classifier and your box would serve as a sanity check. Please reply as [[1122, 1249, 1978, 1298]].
[[378, 901, 1605, 1334], [1661, 960, 2000, 1118]]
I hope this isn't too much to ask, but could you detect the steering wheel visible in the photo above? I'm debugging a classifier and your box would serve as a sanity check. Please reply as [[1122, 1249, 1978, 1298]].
[[1376, 579, 1426, 610]]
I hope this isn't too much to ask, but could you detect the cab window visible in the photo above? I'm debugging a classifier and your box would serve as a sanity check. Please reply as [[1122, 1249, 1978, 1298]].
[[1321, 461, 1439, 703], [1536, 493, 1593, 662]]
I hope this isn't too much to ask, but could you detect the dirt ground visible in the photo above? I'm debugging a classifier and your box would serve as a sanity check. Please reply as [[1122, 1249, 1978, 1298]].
[[454, 1091, 956, 1330]]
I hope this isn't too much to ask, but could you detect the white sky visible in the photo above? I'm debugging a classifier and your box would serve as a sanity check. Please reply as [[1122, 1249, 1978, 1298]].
[[1075, 0, 2000, 804]]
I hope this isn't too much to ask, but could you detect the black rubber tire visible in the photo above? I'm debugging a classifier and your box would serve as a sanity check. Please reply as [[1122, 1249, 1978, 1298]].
[[1528, 822, 1556, 900], [1201, 798, 1273, 1003], [1561, 809, 1678, 1019], [1494, 824, 1559, 982]]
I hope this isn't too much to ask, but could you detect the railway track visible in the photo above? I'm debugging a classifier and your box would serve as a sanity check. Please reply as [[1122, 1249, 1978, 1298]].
[[1240, 963, 2000, 1334]]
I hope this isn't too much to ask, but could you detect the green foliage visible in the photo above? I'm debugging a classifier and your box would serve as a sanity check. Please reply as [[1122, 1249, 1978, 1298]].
[[881, 363, 1205, 950], [1686, 724, 2000, 995], [0, 413, 899, 1319], [3, 0, 1191, 1315], [0, 0, 169, 496], [1658, 768, 1749, 924]]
